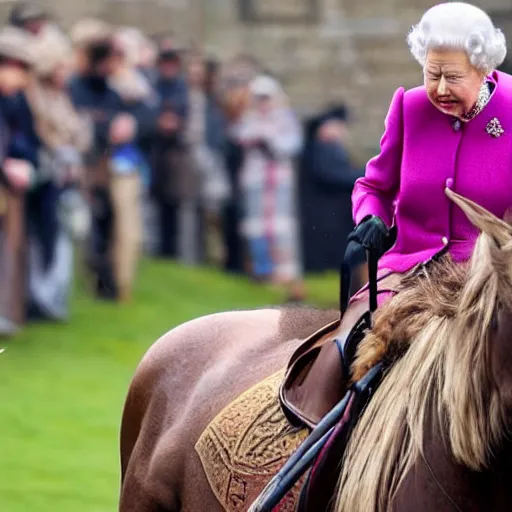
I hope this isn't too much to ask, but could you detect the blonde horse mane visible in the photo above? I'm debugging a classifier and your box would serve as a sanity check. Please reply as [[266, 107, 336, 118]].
[[335, 190, 512, 512]]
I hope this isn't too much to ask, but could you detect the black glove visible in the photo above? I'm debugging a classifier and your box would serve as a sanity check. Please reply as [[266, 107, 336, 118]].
[[348, 215, 396, 260]]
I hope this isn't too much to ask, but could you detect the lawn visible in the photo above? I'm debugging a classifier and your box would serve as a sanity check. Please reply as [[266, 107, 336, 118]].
[[0, 260, 337, 512]]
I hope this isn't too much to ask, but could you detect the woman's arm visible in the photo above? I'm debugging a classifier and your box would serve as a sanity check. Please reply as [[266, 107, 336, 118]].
[[352, 87, 404, 227]]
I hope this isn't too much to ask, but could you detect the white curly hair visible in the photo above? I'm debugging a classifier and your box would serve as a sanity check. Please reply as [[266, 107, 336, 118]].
[[407, 2, 507, 75]]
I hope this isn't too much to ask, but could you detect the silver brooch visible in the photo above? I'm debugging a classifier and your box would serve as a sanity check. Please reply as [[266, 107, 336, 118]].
[[486, 117, 504, 138]]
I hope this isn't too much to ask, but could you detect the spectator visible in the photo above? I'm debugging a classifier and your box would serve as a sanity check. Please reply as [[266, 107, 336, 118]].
[[219, 79, 251, 274], [150, 47, 191, 259], [25, 27, 92, 320], [234, 75, 305, 301], [299, 105, 365, 277], [185, 51, 230, 265], [107, 27, 158, 302], [68, 27, 130, 301], [0, 26, 36, 335]]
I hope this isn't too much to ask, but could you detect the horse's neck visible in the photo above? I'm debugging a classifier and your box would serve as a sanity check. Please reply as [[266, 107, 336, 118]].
[[396, 411, 512, 511]]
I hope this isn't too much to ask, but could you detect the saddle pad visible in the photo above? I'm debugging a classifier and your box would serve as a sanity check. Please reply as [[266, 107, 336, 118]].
[[195, 369, 309, 511]]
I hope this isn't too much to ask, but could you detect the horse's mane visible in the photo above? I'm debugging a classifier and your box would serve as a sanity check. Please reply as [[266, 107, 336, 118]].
[[335, 230, 512, 512]]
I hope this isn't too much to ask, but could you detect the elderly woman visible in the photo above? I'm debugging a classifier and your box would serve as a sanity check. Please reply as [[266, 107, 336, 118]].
[[280, 1, 512, 442], [347, 2, 510, 307], [234, 74, 305, 301]]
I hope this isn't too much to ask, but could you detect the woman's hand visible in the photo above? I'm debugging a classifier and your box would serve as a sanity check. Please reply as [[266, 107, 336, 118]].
[[348, 215, 396, 259]]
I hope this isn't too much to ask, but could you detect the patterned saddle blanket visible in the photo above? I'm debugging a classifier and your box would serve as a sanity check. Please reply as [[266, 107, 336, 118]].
[[195, 369, 309, 511]]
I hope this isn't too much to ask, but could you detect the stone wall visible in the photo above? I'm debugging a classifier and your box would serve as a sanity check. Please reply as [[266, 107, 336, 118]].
[[1, 0, 511, 159]]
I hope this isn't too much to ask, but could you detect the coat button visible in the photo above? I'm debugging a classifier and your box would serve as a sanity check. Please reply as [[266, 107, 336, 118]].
[[445, 178, 454, 189]]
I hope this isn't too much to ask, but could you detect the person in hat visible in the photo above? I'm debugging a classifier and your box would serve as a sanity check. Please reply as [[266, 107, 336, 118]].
[[0, 26, 36, 335], [150, 45, 190, 259], [299, 104, 365, 275], [234, 74, 305, 301]]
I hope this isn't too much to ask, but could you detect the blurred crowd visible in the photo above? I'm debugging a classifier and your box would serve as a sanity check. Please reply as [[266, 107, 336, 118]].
[[0, 1, 364, 337]]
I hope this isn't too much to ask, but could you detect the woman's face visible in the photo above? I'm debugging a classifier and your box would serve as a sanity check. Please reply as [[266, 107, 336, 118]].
[[424, 48, 486, 118]]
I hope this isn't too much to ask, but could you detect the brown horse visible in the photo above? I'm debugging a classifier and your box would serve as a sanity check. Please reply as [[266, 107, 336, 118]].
[[119, 305, 338, 511], [119, 190, 512, 511]]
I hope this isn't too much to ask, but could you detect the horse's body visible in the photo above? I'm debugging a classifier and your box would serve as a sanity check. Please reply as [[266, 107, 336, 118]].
[[119, 307, 337, 511], [120, 191, 512, 512]]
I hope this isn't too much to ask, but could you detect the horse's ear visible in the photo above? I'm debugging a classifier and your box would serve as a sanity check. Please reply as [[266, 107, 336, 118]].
[[445, 188, 512, 242]]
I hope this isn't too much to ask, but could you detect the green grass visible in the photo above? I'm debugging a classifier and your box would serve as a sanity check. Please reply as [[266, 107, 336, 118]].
[[0, 259, 337, 512]]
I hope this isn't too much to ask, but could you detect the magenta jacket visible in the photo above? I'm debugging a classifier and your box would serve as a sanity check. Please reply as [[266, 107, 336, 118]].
[[353, 70, 512, 273]]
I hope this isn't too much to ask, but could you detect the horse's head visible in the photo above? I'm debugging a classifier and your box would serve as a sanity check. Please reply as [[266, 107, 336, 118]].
[[445, 189, 512, 467]]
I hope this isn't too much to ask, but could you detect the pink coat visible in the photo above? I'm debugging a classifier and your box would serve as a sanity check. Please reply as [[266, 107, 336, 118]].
[[353, 70, 512, 273]]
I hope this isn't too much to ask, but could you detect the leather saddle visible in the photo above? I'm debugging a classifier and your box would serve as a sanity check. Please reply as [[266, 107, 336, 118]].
[[279, 271, 403, 429]]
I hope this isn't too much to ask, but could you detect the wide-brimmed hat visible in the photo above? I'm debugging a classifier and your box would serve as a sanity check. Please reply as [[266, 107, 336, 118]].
[[0, 26, 36, 66]]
